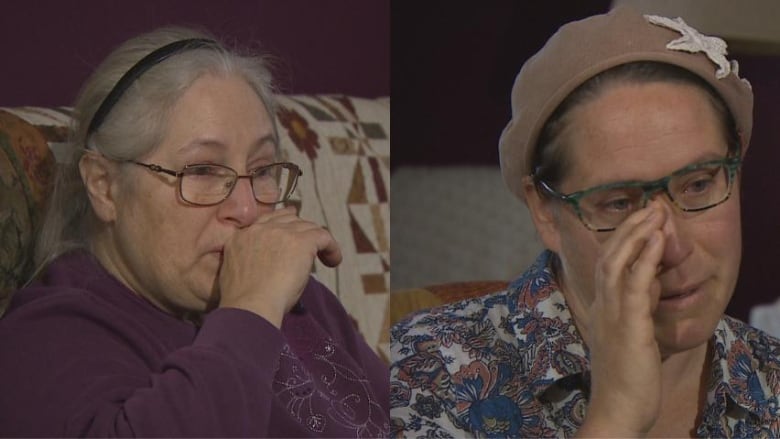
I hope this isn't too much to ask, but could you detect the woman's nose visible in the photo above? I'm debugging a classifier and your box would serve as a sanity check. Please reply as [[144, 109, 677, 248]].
[[650, 198, 694, 269], [217, 177, 269, 227]]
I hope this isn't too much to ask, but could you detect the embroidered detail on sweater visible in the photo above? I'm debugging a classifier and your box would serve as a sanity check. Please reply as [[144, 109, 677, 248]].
[[274, 341, 387, 437]]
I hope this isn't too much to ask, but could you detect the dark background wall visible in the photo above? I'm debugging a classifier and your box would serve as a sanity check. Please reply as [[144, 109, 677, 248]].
[[391, 1, 780, 322], [392, 1, 613, 169], [0, 0, 389, 106]]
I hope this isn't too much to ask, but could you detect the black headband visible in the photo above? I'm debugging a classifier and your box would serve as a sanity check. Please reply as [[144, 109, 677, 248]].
[[87, 38, 221, 137]]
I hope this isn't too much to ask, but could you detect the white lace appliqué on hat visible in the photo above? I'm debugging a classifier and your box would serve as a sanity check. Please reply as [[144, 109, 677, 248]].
[[645, 14, 732, 79]]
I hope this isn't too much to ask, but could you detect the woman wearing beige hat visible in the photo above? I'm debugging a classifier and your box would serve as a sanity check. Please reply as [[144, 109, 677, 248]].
[[390, 6, 780, 438]]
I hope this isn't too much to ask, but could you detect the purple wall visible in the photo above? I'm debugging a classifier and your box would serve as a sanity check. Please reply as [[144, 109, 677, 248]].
[[0, 0, 389, 106], [391, 1, 780, 322]]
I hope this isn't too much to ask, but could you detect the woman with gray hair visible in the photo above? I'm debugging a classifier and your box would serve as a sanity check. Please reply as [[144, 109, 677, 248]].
[[0, 27, 388, 437]]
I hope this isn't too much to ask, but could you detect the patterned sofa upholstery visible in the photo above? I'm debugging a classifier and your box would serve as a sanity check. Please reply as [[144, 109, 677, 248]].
[[0, 95, 390, 357]]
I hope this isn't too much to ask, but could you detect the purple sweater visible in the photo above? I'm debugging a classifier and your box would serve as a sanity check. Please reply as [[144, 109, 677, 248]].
[[0, 251, 389, 437]]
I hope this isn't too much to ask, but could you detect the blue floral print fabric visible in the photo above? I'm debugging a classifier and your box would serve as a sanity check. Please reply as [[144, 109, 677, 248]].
[[390, 251, 780, 438]]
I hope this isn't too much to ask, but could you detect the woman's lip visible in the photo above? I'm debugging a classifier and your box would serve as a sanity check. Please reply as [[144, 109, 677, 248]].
[[660, 289, 695, 301], [660, 281, 703, 300], [656, 283, 706, 312]]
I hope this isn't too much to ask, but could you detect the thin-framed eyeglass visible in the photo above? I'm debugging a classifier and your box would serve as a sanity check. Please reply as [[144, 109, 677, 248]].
[[129, 161, 302, 206], [535, 155, 742, 232]]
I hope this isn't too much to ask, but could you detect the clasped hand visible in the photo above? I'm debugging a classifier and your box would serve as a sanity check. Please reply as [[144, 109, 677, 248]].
[[217, 206, 342, 328]]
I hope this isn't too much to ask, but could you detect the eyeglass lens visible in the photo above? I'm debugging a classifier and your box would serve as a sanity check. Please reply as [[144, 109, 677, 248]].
[[180, 164, 293, 206], [578, 163, 730, 230]]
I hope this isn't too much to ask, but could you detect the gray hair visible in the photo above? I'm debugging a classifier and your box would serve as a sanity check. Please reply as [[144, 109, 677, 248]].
[[33, 26, 278, 273]]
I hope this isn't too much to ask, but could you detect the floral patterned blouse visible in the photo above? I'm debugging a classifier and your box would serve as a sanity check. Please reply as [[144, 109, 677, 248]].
[[390, 251, 780, 438]]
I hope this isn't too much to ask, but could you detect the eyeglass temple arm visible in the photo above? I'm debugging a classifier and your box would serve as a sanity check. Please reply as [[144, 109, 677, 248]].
[[130, 161, 180, 177]]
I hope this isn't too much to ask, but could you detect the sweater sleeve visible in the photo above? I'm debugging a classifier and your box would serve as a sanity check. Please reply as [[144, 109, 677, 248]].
[[0, 296, 287, 437]]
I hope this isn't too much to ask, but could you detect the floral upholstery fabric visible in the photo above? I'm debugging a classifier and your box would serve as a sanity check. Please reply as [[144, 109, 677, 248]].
[[0, 108, 65, 313], [390, 251, 780, 438], [0, 95, 390, 355], [275, 95, 390, 355]]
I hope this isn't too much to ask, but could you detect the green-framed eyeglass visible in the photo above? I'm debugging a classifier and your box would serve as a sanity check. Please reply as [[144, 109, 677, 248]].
[[535, 155, 742, 232], [129, 161, 302, 207]]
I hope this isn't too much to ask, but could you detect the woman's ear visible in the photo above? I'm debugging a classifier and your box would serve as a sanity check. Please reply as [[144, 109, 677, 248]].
[[79, 152, 119, 223], [522, 175, 562, 253]]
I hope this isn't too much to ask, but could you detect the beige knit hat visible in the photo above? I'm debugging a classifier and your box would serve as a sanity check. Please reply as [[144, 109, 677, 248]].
[[498, 5, 754, 201]]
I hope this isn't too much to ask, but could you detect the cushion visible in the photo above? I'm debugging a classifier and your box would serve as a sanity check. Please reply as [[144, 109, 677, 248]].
[[391, 166, 543, 290], [0, 108, 66, 311], [275, 95, 390, 353]]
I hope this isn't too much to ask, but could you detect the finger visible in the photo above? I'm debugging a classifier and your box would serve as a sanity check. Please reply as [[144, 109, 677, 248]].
[[275, 222, 342, 266], [603, 205, 665, 265], [254, 205, 298, 224], [607, 211, 667, 322], [595, 205, 666, 314], [311, 229, 342, 267], [272, 218, 331, 231], [620, 201, 668, 285], [599, 205, 666, 281], [626, 229, 665, 308]]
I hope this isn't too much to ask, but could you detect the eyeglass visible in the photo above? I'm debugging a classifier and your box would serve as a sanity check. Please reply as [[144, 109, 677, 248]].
[[535, 156, 742, 232], [129, 161, 302, 206]]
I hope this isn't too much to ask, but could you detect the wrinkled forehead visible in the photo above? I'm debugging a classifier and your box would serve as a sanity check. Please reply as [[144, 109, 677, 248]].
[[558, 82, 731, 189], [155, 73, 279, 160]]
